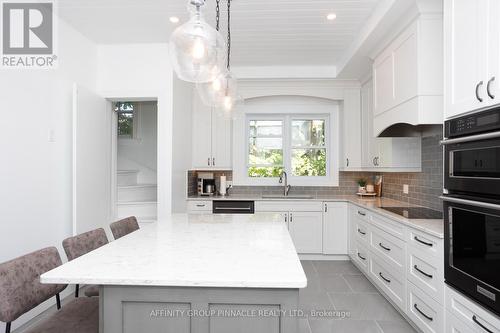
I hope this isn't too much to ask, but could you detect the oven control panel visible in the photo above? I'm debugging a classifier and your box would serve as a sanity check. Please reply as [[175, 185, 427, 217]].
[[446, 107, 500, 138]]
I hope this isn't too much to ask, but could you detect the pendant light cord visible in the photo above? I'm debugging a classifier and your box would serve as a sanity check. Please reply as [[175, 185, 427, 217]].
[[227, 0, 231, 70], [215, 0, 220, 31]]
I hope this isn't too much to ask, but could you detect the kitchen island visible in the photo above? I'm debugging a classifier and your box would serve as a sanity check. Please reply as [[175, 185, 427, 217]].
[[41, 213, 307, 333]]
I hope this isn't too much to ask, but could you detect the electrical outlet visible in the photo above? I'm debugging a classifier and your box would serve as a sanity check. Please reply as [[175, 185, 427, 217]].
[[403, 184, 409, 194]]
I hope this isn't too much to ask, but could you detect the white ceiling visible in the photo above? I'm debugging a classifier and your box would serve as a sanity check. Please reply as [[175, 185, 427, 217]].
[[58, 0, 380, 67]]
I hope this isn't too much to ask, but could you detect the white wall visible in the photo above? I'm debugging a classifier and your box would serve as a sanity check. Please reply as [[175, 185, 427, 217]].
[[118, 101, 158, 184], [97, 43, 174, 218], [0, 18, 98, 331], [171, 78, 194, 213]]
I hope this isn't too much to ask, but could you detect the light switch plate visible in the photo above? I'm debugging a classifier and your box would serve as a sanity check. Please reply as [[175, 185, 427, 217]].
[[403, 184, 409, 194]]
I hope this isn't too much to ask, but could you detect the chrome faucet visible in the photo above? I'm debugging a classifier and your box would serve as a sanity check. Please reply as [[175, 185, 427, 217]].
[[279, 171, 291, 196]]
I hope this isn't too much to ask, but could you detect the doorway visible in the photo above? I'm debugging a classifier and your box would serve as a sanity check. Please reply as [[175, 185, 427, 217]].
[[111, 100, 158, 223]]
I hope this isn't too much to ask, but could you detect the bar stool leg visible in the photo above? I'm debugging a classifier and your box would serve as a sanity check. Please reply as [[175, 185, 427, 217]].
[[56, 293, 61, 310], [5, 322, 11, 333], [75, 284, 79, 298]]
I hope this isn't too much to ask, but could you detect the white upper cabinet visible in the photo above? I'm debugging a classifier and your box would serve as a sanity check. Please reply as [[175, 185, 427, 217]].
[[373, 16, 443, 135], [192, 94, 232, 169], [445, 0, 500, 119], [341, 88, 362, 170]]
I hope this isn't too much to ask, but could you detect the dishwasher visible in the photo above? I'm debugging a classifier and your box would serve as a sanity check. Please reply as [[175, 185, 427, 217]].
[[212, 200, 255, 214]]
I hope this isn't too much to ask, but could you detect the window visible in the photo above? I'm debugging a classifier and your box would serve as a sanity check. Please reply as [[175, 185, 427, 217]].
[[115, 102, 135, 138], [246, 115, 330, 180], [248, 120, 284, 177]]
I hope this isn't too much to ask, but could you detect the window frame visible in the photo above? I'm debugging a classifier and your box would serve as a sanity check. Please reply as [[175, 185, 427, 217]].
[[238, 109, 339, 187], [116, 102, 141, 142]]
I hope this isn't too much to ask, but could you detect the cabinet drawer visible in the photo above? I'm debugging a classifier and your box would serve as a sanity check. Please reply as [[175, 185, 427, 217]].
[[351, 240, 370, 274], [370, 226, 406, 272], [353, 206, 370, 222], [445, 311, 475, 333], [255, 201, 322, 212], [370, 212, 406, 240], [354, 217, 370, 245], [369, 253, 406, 311], [446, 286, 500, 333], [407, 228, 443, 259], [407, 247, 444, 304], [187, 201, 213, 212], [407, 282, 444, 333]]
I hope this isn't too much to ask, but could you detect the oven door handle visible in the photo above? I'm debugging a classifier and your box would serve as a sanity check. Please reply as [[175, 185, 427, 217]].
[[440, 196, 500, 210], [440, 131, 500, 145]]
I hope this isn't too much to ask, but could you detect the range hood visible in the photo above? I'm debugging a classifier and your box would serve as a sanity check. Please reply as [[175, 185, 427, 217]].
[[378, 123, 443, 138]]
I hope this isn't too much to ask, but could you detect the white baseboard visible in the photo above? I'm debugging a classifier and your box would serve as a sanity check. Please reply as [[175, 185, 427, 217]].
[[298, 254, 349, 261]]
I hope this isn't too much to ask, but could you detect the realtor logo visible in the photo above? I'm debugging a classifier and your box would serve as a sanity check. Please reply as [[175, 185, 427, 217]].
[[1, 0, 57, 68]]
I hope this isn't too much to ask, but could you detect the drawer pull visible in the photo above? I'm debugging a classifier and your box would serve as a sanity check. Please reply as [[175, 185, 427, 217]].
[[357, 228, 366, 235], [357, 253, 366, 261], [472, 315, 494, 333], [379, 272, 391, 283], [357, 211, 366, 216], [414, 304, 433, 322], [379, 243, 391, 251], [414, 265, 433, 278], [414, 236, 433, 247], [196, 204, 206, 207]]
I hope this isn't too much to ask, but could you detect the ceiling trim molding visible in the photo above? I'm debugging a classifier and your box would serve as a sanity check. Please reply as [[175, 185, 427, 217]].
[[232, 66, 337, 79]]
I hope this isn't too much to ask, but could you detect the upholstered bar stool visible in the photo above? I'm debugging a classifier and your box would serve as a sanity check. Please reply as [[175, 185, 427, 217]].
[[0, 247, 98, 333], [110, 216, 139, 240], [62, 228, 108, 297]]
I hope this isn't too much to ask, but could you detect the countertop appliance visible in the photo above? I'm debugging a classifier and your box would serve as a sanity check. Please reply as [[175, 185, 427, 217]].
[[442, 107, 500, 316], [198, 172, 216, 196], [212, 201, 254, 214], [380, 207, 443, 219]]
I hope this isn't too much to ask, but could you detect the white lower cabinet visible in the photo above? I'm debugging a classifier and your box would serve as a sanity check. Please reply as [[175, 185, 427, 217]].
[[408, 281, 444, 333], [322, 202, 348, 255], [445, 286, 500, 333], [187, 200, 212, 213], [351, 240, 370, 274], [369, 253, 406, 311], [288, 212, 323, 254]]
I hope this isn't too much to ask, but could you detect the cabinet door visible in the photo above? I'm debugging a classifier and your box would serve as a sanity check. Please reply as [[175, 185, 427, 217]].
[[444, 0, 485, 119], [192, 96, 213, 168], [445, 312, 475, 333], [361, 79, 379, 168], [288, 212, 323, 254], [342, 89, 362, 169], [393, 22, 418, 105], [486, 0, 500, 107], [212, 111, 232, 169], [323, 202, 348, 255]]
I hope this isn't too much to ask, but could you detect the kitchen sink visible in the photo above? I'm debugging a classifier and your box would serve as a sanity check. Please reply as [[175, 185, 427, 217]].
[[261, 194, 314, 199]]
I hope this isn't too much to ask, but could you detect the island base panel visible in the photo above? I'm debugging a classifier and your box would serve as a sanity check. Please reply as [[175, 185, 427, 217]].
[[100, 286, 299, 333]]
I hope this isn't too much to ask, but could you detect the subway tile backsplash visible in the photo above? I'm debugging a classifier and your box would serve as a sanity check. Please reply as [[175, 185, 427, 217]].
[[187, 133, 444, 212]]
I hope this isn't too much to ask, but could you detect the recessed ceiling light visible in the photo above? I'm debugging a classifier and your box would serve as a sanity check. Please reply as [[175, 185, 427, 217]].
[[169, 16, 180, 24], [327, 13, 337, 21]]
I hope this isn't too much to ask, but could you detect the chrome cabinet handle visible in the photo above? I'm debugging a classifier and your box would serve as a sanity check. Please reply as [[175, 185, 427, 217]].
[[290, 213, 293, 222], [379, 243, 391, 251], [476, 81, 484, 102], [379, 272, 391, 283], [357, 211, 366, 216], [357, 252, 366, 261], [284, 214, 287, 223], [212, 157, 215, 166], [357, 228, 366, 235], [472, 315, 493, 333], [414, 304, 433, 321], [346, 158, 349, 167], [414, 265, 433, 278], [487, 77, 496, 99], [324, 204, 328, 213], [414, 236, 433, 247], [373, 157, 377, 166], [208, 158, 211, 166], [196, 204, 206, 207]]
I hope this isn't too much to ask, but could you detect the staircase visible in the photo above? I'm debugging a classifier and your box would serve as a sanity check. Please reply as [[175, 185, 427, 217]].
[[116, 170, 157, 223]]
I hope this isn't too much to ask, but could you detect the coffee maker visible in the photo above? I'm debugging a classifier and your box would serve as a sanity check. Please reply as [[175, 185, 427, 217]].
[[197, 172, 216, 196]]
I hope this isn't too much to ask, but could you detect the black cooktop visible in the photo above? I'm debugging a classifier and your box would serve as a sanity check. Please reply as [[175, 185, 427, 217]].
[[381, 207, 443, 219]]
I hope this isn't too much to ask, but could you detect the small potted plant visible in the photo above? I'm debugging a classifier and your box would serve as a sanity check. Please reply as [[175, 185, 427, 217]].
[[357, 178, 367, 193]]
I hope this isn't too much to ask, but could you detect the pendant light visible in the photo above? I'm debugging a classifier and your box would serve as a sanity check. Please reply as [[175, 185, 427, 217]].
[[169, 0, 226, 83], [197, 0, 238, 111]]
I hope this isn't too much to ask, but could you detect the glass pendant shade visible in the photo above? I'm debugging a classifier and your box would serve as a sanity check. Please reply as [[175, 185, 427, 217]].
[[197, 71, 238, 110], [169, 1, 226, 83]]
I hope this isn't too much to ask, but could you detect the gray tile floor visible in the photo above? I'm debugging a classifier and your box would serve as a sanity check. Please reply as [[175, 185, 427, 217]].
[[300, 260, 417, 333]]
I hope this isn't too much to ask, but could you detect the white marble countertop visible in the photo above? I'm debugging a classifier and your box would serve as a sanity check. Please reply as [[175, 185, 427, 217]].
[[187, 194, 444, 238], [41, 214, 307, 289]]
